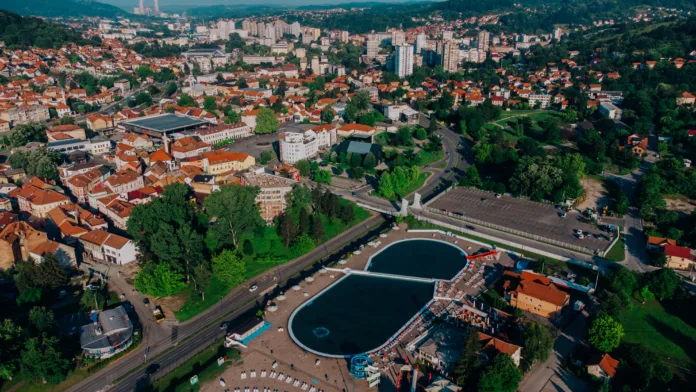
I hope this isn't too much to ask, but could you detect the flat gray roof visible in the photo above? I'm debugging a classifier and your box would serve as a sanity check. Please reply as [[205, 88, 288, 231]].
[[123, 114, 208, 134]]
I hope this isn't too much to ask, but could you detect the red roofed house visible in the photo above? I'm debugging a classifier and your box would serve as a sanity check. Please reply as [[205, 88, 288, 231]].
[[664, 244, 694, 270], [478, 332, 523, 367], [9, 179, 71, 218], [587, 353, 619, 381], [337, 123, 375, 140], [502, 271, 570, 319], [676, 91, 695, 106], [46, 124, 86, 142], [79, 229, 137, 265]]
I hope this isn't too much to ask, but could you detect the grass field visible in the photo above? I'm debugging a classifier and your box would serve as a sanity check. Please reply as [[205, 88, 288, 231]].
[[151, 344, 240, 392], [604, 239, 626, 262], [418, 149, 444, 167], [618, 298, 696, 368], [174, 202, 370, 321]]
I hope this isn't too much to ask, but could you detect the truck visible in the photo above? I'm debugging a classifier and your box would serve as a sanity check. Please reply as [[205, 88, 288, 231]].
[[153, 306, 165, 323]]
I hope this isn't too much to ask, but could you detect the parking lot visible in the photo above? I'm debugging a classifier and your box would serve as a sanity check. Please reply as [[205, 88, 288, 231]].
[[428, 188, 612, 253]]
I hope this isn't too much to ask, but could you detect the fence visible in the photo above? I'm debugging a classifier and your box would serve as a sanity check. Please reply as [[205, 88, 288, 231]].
[[421, 206, 600, 256]]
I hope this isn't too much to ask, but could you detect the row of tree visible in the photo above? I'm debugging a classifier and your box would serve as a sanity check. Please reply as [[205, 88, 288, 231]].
[[378, 166, 421, 199]]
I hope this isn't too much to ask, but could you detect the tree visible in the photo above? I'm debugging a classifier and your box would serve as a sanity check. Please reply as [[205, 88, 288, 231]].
[[320, 106, 335, 124], [312, 169, 332, 184], [521, 322, 554, 371], [255, 107, 280, 134], [459, 120, 467, 136], [428, 116, 438, 134], [35, 253, 68, 290], [644, 268, 680, 300], [588, 314, 624, 353], [290, 234, 315, 257], [164, 82, 177, 96], [0, 320, 22, 381], [28, 307, 54, 332], [20, 334, 69, 385], [177, 93, 197, 107], [608, 268, 637, 298], [204, 184, 264, 248], [477, 354, 522, 392], [453, 326, 482, 387], [211, 250, 246, 285], [9, 123, 46, 148], [339, 204, 355, 224], [278, 213, 298, 247], [133, 92, 152, 106], [295, 160, 311, 177], [397, 127, 413, 146], [414, 127, 428, 140], [351, 167, 366, 180], [377, 172, 395, 199], [310, 215, 325, 241], [350, 152, 362, 168], [363, 152, 376, 170], [134, 263, 186, 298], [542, 117, 561, 143], [243, 239, 254, 256], [225, 109, 241, 124], [203, 96, 217, 112]]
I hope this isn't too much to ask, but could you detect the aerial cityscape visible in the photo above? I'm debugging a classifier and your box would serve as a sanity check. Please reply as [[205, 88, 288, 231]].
[[0, 0, 695, 391]]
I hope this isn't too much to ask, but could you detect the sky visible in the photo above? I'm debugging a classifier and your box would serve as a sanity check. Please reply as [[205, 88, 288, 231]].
[[101, 0, 427, 8]]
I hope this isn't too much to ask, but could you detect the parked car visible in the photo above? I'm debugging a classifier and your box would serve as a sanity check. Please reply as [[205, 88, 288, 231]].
[[249, 285, 258, 292], [143, 298, 150, 305]]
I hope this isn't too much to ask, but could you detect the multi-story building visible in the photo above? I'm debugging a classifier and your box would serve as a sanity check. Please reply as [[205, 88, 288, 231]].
[[502, 271, 569, 319], [0, 105, 50, 126], [9, 179, 71, 218], [241, 171, 297, 224], [79, 229, 138, 265], [366, 36, 379, 60], [103, 170, 145, 197], [279, 126, 336, 165], [478, 30, 490, 52], [439, 40, 460, 73], [528, 94, 552, 109], [415, 33, 427, 54], [395, 44, 414, 79], [202, 151, 255, 175], [79, 306, 134, 359], [195, 123, 253, 145], [392, 31, 405, 46]]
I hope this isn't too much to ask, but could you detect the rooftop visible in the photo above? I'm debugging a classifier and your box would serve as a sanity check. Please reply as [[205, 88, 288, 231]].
[[122, 114, 209, 134]]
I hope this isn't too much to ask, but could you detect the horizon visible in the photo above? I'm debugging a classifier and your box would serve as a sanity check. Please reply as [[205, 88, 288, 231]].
[[100, 0, 438, 9]]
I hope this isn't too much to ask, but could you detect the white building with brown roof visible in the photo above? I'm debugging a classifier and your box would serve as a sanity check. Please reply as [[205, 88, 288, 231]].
[[9, 179, 71, 218], [79, 229, 137, 265], [103, 170, 144, 197]]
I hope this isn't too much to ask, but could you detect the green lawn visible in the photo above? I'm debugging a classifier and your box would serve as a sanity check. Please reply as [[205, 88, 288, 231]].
[[618, 298, 696, 368], [151, 344, 240, 392], [418, 149, 444, 167], [174, 202, 370, 321], [604, 239, 625, 262]]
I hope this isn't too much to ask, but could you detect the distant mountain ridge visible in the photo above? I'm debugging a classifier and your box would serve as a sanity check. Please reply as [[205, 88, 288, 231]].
[[0, 0, 128, 18]]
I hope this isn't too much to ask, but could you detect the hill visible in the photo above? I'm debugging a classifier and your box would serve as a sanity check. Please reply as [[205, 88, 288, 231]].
[[0, 0, 128, 18], [0, 10, 98, 49]]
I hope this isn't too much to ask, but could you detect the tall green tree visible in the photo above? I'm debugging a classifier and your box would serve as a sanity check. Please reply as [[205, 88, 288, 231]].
[[255, 107, 280, 134], [20, 334, 70, 385], [177, 93, 197, 107], [134, 263, 186, 298], [453, 326, 482, 388], [28, 307, 54, 332], [0, 319, 23, 381], [478, 353, 522, 392], [521, 322, 554, 371], [211, 250, 246, 285], [588, 314, 624, 352], [204, 184, 264, 248]]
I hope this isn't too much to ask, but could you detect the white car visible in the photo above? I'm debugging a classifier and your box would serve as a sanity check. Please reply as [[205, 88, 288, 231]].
[[249, 285, 258, 292]]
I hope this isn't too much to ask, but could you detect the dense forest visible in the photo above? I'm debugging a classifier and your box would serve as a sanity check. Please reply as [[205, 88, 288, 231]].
[[0, 0, 127, 18], [0, 10, 97, 49]]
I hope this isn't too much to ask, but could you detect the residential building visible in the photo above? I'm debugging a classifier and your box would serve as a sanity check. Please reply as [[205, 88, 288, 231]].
[[478, 332, 523, 367], [395, 44, 414, 79], [587, 354, 619, 381], [646, 236, 677, 251], [80, 306, 134, 359], [201, 151, 255, 175], [279, 126, 336, 165], [599, 102, 622, 120], [170, 136, 211, 160], [439, 40, 460, 73], [9, 179, 71, 218], [104, 170, 144, 197], [241, 171, 297, 224], [415, 33, 427, 54], [664, 244, 694, 270], [366, 36, 379, 60], [47, 124, 87, 142], [0, 221, 48, 269], [414, 325, 467, 372], [337, 123, 376, 140], [502, 271, 570, 319], [676, 91, 695, 106], [478, 30, 490, 52], [528, 94, 552, 108], [79, 229, 138, 265]]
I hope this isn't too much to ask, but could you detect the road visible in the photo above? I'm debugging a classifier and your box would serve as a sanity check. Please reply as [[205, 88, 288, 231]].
[[67, 215, 387, 392]]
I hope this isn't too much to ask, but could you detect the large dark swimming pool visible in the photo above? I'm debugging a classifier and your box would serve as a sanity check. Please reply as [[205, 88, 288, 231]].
[[289, 274, 434, 357], [366, 239, 467, 280]]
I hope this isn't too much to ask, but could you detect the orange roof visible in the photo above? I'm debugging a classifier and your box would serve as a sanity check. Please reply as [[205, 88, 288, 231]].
[[204, 151, 250, 165], [478, 332, 521, 357], [150, 149, 173, 162], [591, 353, 619, 378], [11, 184, 69, 206], [647, 236, 677, 247], [504, 271, 569, 307], [338, 123, 374, 132]]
